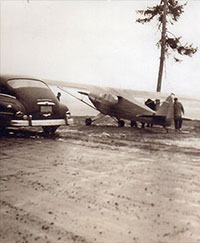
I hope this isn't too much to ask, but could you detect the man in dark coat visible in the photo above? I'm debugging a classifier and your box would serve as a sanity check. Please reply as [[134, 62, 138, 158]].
[[173, 97, 184, 130], [56, 92, 61, 101]]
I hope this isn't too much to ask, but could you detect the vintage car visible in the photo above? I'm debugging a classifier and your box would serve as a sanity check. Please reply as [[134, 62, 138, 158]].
[[0, 75, 70, 134]]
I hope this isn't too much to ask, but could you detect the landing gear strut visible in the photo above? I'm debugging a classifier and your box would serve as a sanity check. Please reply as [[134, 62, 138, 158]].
[[85, 113, 106, 126]]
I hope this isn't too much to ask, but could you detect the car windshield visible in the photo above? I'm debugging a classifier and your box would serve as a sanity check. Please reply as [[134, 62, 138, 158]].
[[7, 79, 48, 89]]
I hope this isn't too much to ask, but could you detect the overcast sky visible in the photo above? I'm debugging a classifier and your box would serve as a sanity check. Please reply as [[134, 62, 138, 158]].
[[1, 0, 200, 97]]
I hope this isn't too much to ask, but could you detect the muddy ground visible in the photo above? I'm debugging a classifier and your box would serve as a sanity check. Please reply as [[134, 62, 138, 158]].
[[0, 118, 200, 243]]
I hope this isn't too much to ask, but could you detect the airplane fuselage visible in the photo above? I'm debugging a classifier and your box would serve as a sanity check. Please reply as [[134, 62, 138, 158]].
[[88, 92, 174, 127]]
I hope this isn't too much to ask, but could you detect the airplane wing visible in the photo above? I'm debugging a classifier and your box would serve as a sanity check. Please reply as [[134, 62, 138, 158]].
[[45, 79, 165, 99], [45, 79, 105, 93], [45, 79, 200, 120]]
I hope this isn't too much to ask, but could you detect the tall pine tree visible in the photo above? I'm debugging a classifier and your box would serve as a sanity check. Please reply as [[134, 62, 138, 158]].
[[137, 0, 197, 92]]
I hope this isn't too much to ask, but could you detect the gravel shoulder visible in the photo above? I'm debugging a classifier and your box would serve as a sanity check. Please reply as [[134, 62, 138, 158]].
[[0, 119, 200, 243]]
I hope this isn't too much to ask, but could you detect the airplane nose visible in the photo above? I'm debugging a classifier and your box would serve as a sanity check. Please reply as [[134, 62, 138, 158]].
[[88, 93, 98, 102], [88, 92, 118, 105]]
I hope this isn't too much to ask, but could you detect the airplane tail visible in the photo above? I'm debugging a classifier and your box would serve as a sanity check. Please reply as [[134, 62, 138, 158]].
[[155, 94, 174, 126]]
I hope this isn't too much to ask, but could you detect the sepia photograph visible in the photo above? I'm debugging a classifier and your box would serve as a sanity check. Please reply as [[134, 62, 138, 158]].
[[0, 0, 200, 242]]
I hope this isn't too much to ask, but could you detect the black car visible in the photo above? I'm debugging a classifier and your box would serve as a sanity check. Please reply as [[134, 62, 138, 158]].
[[0, 75, 70, 134]]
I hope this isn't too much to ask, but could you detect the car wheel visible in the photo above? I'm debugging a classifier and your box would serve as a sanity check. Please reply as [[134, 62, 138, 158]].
[[0, 126, 6, 135], [42, 126, 58, 134], [130, 120, 137, 127], [85, 118, 92, 126], [118, 120, 125, 127]]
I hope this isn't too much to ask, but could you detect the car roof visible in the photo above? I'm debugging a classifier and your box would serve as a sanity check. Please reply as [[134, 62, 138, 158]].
[[0, 75, 46, 86]]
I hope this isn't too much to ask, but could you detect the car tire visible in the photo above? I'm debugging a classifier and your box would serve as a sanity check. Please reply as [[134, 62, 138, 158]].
[[0, 126, 6, 135], [42, 126, 58, 134]]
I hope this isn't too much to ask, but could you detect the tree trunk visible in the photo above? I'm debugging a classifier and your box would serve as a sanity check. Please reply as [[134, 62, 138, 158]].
[[156, 0, 167, 92]]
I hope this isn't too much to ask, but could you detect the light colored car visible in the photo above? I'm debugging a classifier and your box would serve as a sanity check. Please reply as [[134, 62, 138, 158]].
[[0, 76, 70, 134]]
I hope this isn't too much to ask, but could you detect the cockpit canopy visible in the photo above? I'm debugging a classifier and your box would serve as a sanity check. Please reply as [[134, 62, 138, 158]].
[[89, 92, 118, 104]]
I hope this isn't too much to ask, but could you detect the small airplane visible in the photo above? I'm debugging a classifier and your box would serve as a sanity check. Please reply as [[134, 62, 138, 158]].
[[45, 79, 190, 132], [62, 88, 175, 129]]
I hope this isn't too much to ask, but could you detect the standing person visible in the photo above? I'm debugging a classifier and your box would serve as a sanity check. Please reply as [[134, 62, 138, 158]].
[[155, 99, 160, 111], [56, 92, 61, 101], [173, 97, 184, 130]]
